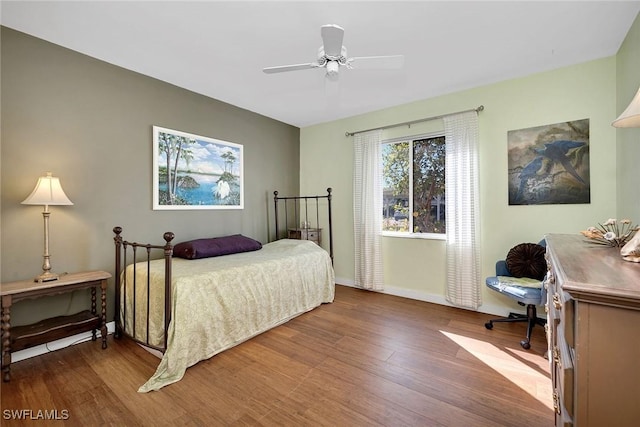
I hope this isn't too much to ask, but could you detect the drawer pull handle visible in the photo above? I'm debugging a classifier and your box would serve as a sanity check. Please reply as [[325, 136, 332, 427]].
[[553, 293, 562, 310], [553, 391, 561, 415], [553, 346, 561, 368], [546, 270, 555, 284]]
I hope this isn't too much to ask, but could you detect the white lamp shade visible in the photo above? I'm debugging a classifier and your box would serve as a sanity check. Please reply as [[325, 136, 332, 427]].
[[613, 87, 640, 128], [22, 172, 73, 206]]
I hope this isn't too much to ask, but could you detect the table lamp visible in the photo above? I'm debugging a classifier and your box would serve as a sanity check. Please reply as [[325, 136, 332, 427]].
[[613, 86, 640, 128], [21, 172, 73, 282]]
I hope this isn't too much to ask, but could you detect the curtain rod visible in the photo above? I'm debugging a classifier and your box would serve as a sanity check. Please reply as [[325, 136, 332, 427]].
[[344, 105, 484, 137]]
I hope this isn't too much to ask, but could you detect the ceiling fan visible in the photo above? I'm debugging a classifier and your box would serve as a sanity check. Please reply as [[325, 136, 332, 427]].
[[263, 24, 404, 81]]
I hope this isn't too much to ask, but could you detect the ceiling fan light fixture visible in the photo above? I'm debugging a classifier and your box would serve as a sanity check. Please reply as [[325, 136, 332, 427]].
[[326, 61, 340, 81]]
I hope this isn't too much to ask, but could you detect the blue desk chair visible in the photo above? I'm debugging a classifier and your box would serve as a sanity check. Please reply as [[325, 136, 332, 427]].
[[485, 242, 547, 349]]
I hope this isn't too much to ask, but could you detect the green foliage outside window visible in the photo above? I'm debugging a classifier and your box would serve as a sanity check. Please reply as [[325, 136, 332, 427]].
[[382, 135, 446, 234]]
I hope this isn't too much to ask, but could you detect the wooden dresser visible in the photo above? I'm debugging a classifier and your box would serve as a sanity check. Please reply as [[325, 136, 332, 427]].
[[545, 234, 640, 426]]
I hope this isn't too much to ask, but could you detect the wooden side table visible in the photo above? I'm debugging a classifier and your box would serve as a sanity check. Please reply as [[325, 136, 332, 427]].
[[1, 270, 111, 382], [288, 228, 322, 246]]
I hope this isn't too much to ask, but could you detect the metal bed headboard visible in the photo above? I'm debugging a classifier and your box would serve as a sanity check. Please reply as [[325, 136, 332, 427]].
[[273, 188, 333, 263]]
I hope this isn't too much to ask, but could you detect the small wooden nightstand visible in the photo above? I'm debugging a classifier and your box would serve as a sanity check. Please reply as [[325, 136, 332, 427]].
[[1, 270, 111, 382], [288, 228, 322, 245]]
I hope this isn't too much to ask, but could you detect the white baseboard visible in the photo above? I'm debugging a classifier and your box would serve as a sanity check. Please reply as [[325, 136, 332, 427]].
[[335, 277, 523, 318], [10, 282, 535, 365], [10, 321, 116, 363]]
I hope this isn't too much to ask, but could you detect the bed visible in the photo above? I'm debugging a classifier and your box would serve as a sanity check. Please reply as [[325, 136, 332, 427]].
[[113, 189, 335, 392]]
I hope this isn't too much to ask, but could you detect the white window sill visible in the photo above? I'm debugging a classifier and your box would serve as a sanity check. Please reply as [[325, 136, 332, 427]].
[[381, 231, 446, 241]]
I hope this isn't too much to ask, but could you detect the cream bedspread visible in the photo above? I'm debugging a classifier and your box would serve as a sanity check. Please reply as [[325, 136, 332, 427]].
[[121, 239, 335, 392]]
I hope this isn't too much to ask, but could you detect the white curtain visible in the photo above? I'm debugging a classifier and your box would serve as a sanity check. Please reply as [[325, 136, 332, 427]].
[[443, 111, 481, 309], [353, 129, 384, 291]]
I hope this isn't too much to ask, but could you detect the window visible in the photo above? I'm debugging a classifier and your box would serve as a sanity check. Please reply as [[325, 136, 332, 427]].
[[382, 134, 446, 235]]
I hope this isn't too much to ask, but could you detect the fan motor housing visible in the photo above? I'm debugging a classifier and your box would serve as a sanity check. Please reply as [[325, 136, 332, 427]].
[[317, 46, 347, 64]]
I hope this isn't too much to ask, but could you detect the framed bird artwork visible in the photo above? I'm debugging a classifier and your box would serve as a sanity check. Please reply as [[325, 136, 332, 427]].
[[507, 119, 590, 205]]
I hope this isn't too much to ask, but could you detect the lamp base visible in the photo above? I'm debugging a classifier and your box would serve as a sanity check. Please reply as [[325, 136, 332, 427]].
[[34, 271, 59, 283]]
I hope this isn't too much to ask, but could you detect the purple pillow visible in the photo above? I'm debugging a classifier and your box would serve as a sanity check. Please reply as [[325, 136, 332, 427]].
[[173, 234, 262, 260]]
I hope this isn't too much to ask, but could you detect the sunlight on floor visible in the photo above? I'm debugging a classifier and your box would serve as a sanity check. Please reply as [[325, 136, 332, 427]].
[[440, 330, 554, 410]]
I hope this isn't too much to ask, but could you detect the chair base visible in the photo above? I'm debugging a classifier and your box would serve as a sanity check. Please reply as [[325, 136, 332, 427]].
[[485, 304, 546, 349]]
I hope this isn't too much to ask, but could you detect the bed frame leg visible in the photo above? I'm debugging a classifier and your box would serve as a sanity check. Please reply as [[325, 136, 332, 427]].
[[113, 226, 123, 340]]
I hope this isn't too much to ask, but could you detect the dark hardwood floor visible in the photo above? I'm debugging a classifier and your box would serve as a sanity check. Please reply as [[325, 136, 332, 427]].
[[1, 285, 553, 426]]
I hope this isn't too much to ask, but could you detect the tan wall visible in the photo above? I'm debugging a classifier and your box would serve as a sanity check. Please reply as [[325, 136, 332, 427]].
[[1, 27, 300, 325]]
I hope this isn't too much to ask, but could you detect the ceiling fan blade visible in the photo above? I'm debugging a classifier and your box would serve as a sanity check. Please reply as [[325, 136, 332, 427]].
[[348, 55, 405, 69], [321, 24, 344, 58], [262, 63, 319, 74]]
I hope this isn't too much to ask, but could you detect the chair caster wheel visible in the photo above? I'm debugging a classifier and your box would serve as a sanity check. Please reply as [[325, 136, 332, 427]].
[[520, 340, 531, 350], [485, 322, 493, 330]]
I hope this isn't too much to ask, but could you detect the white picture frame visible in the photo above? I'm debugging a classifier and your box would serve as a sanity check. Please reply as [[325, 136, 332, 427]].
[[152, 126, 244, 210]]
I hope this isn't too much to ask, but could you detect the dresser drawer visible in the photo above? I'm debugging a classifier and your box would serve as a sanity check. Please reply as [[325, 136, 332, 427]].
[[303, 230, 319, 241], [554, 398, 574, 427], [553, 330, 574, 418], [551, 291, 575, 347], [545, 268, 560, 347], [546, 265, 575, 350], [561, 297, 574, 349], [553, 380, 574, 426]]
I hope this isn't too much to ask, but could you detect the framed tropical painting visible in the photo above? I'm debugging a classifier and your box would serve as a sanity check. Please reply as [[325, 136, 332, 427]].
[[152, 126, 243, 210]]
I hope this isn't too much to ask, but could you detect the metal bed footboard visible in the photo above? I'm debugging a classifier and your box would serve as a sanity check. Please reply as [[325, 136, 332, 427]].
[[113, 226, 174, 353]]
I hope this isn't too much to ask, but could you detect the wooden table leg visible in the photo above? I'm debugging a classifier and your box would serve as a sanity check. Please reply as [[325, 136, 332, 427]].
[[101, 280, 107, 349], [2, 294, 12, 382], [91, 287, 97, 341]]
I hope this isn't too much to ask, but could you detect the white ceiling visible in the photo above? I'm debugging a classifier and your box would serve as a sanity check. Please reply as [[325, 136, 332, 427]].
[[2, 1, 639, 128]]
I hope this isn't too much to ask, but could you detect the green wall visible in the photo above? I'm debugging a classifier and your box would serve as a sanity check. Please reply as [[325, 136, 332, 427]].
[[1, 27, 300, 325], [301, 55, 621, 316], [617, 13, 640, 221]]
